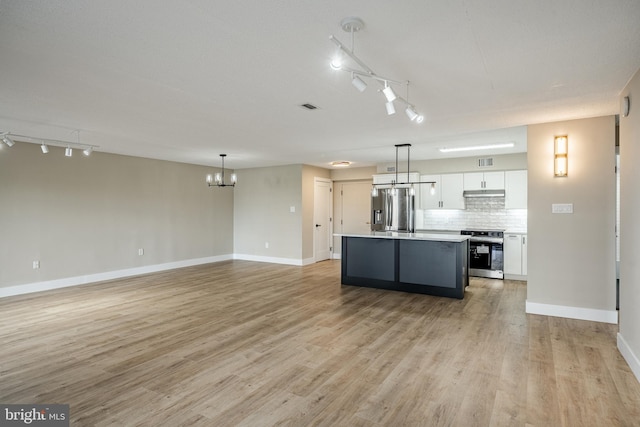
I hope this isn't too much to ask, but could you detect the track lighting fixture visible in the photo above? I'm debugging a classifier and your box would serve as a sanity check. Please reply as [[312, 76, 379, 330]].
[[206, 154, 237, 188], [0, 131, 99, 157], [329, 17, 424, 123]]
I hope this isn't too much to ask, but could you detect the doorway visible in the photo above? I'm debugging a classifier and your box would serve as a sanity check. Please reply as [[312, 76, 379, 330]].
[[313, 178, 333, 262]]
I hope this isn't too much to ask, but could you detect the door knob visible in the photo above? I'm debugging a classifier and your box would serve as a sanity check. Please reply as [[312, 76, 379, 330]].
[[315, 224, 321, 227]]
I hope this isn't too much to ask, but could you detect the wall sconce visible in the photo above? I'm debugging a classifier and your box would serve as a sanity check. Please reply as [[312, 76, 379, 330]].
[[554, 135, 568, 177]]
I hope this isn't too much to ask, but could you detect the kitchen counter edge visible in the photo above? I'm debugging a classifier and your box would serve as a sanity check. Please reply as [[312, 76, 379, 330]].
[[334, 232, 469, 243]]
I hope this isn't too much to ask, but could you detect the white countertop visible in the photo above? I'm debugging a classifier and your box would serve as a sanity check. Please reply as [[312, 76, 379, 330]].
[[335, 231, 470, 243]]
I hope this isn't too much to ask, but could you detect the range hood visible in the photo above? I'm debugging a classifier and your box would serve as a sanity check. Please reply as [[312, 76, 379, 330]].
[[463, 189, 506, 198]]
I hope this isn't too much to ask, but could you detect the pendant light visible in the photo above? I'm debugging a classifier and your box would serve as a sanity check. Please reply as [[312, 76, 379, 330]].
[[206, 154, 237, 188]]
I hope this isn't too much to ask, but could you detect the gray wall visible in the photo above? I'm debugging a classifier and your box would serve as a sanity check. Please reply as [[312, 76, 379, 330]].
[[233, 164, 330, 263], [233, 164, 304, 261], [619, 67, 640, 378], [0, 142, 233, 288], [527, 116, 616, 312]]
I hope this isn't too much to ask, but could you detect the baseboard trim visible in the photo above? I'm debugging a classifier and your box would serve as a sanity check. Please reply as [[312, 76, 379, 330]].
[[526, 300, 618, 324], [618, 333, 640, 383], [233, 254, 305, 266], [332, 253, 342, 260], [0, 255, 233, 298]]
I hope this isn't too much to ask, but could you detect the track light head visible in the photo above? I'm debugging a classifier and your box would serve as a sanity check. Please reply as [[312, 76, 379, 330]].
[[416, 114, 424, 124], [41, 144, 49, 154], [83, 147, 92, 156], [405, 105, 418, 121], [65, 147, 72, 157], [330, 57, 342, 70], [382, 84, 397, 102], [385, 101, 396, 115], [1, 134, 15, 147], [351, 75, 367, 92]]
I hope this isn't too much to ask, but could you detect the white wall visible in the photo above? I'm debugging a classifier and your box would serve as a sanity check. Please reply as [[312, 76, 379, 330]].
[[619, 67, 640, 382], [0, 142, 234, 290], [526, 116, 617, 323]]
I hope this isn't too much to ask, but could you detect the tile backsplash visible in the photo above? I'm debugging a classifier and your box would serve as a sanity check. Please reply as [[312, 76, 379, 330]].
[[417, 197, 527, 232]]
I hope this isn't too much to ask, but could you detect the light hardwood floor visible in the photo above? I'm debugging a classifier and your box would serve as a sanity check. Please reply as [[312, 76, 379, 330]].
[[1, 260, 639, 426]]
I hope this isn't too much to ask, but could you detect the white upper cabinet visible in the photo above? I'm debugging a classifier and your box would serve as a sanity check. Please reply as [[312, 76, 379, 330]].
[[505, 170, 528, 209], [420, 174, 441, 210], [463, 171, 505, 190], [420, 173, 464, 210]]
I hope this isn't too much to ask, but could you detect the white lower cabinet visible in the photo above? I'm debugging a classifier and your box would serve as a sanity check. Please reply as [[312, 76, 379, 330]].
[[504, 233, 527, 279]]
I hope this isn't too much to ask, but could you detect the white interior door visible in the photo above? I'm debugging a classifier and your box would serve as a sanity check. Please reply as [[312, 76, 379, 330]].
[[314, 178, 332, 262]]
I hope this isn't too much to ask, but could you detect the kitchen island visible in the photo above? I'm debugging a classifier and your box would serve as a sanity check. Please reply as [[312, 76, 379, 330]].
[[338, 232, 470, 299]]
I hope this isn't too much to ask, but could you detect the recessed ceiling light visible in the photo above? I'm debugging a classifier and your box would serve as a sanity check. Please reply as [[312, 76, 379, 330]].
[[331, 161, 352, 167], [439, 143, 515, 153]]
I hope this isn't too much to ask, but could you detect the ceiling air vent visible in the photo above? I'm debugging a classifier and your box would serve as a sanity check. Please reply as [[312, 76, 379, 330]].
[[478, 157, 494, 168], [300, 103, 318, 110]]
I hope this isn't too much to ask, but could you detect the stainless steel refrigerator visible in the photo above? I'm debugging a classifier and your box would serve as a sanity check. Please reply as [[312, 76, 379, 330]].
[[371, 188, 415, 232]]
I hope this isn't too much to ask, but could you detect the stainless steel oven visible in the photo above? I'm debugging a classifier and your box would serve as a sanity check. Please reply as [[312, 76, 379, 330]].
[[460, 230, 504, 279]]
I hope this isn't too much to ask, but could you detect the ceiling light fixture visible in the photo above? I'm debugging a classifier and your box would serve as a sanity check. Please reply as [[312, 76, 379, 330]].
[[439, 143, 515, 153], [40, 143, 49, 154], [206, 154, 237, 188], [331, 161, 352, 167], [329, 17, 424, 123], [65, 147, 73, 157], [83, 147, 93, 156]]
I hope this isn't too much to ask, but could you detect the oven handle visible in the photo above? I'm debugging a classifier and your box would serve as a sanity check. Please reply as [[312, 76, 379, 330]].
[[468, 237, 504, 244]]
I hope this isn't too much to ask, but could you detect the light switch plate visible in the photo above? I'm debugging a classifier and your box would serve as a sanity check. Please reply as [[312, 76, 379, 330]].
[[290, 206, 295, 213], [552, 203, 573, 214]]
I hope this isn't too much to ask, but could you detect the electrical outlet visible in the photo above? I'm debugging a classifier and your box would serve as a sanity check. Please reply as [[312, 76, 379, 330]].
[[32, 260, 40, 269], [138, 248, 144, 256]]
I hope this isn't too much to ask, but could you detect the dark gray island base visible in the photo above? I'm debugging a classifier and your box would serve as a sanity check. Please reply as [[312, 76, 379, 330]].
[[340, 233, 469, 299]]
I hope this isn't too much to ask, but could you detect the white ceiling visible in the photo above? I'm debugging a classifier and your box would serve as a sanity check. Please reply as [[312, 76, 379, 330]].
[[1, 1, 639, 169]]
